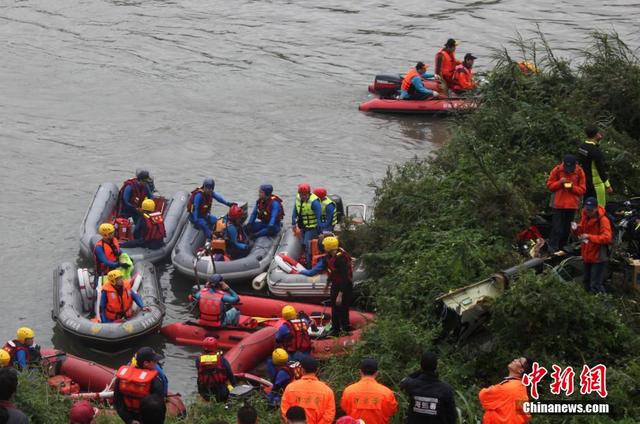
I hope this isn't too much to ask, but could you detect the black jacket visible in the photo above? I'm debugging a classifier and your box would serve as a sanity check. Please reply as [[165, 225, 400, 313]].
[[577, 140, 609, 194], [400, 371, 456, 424], [114, 374, 165, 424]]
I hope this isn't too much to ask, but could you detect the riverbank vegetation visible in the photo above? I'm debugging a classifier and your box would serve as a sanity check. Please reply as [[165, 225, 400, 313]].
[[15, 32, 640, 423]]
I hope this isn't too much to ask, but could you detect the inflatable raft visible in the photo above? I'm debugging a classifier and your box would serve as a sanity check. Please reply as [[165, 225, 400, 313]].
[[79, 182, 189, 264], [41, 348, 186, 416], [171, 217, 283, 283], [264, 227, 367, 298], [161, 295, 373, 359], [52, 261, 165, 346], [359, 97, 474, 114]]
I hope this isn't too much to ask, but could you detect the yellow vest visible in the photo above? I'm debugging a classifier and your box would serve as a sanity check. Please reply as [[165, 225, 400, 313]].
[[320, 198, 338, 226], [295, 193, 319, 229]]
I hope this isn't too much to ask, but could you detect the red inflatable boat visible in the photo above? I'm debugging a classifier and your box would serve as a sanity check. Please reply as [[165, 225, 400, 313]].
[[359, 97, 474, 114], [161, 295, 374, 359]]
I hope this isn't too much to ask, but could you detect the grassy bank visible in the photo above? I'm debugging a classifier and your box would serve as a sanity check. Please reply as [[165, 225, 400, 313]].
[[15, 32, 640, 423]]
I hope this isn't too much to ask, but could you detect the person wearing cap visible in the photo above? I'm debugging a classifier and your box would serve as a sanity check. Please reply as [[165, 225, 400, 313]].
[[574, 196, 612, 293], [187, 177, 235, 241], [400, 62, 439, 100], [281, 356, 335, 424], [69, 400, 98, 424], [0, 368, 28, 424], [116, 169, 155, 223], [340, 358, 398, 424], [400, 351, 456, 424], [292, 183, 322, 267], [192, 274, 240, 327], [300, 236, 353, 336], [450, 53, 477, 93], [247, 184, 284, 239], [546, 154, 586, 252], [435, 38, 462, 88], [577, 126, 613, 207], [479, 356, 533, 424], [114, 347, 166, 424], [285, 406, 307, 424]]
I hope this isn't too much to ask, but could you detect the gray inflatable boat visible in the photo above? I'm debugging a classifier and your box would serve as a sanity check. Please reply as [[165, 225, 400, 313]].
[[171, 219, 283, 283], [52, 261, 165, 346], [263, 227, 367, 298], [79, 182, 189, 263]]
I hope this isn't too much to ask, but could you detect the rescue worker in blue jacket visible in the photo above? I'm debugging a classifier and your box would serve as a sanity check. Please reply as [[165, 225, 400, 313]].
[[291, 183, 322, 267], [225, 205, 251, 259], [400, 62, 439, 100], [117, 170, 154, 224], [3, 327, 40, 370], [121, 199, 166, 250], [313, 187, 337, 233], [266, 348, 300, 407], [247, 184, 284, 238], [188, 178, 234, 240], [192, 274, 241, 326]]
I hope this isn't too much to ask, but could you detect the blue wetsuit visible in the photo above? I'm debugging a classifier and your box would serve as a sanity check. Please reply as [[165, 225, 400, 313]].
[[299, 256, 326, 276], [266, 366, 292, 406], [94, 244, 120, 270], [247, 199, 282, 238], [120, 183, 154, 223], [191, 191, 232, 239], [194, 287, 240, 325], [321, 202, 336, 233]]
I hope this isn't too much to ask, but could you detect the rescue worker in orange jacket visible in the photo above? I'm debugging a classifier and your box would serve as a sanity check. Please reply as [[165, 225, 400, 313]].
[[121, 198, 166, 250], [341, 358, 398, 424], [400, 62, 439, 100], [99, 269, 147, 323], [479, 357, 533, 424], [93, 223, 124, 278], [247, 184, 284, 238], [114, 347, 166, 424], [451, 53, 477, 93], [196, 337, 236, 402], [574, 197, 612, 293], [275, 305, 313, 361], [192, 274, 240, 327], [300, 236, 353, 336], [435, 38, 461, 87], [281, 356, 335, 424], [546, 154, 587, 252]]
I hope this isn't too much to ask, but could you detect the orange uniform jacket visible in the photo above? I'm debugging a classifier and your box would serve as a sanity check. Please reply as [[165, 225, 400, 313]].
[[576, 206, 612, 263], [546, 164, 586, 210], [340, 376, 398, 424], [479, 378, 531, 424], [281, 374, 335, 424], [451, 64, 476, 91]]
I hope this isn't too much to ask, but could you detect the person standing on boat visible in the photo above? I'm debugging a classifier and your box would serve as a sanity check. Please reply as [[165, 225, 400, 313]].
[[196, 337, 236, 402], [300, 236, 353, 336], [247, 184, 284, 238], [276, 305, 313, 361], [400, 62, 439, 100], [435, 38, 461, 88], [292, 183, 322, 267], [187, 178, 235, 241], [94, 223, 124, 279], [193, 274, 240, 327], [117, 169, 154, 224], [577, 126, 613, 207], [479, 356, 533, 424], [313, 187, 337, 233], [100, 269, 148, 323], [450, 53, 477, 93], [114, 347, 166, 424], [3, 327, 39, 371], [224, 205, 250, 259], [121, 199, 166, 250]]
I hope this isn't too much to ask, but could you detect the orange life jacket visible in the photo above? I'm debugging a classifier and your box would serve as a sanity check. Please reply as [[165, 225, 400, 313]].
[[197, 352, 228, 387], [435, 48, 458, 84], [116, 365, 159, 413], [256, 195, 284, 224], [282, 320, 312, 353], [187, 188, 212, 219], [142, 212, 166, 242], [400, 68, 421, 92], [327, 248, 353, 286], [93, 238, 121, 275], [117, 178, 146, 215], [103, 280, 134, 322], [451, 64, 475, 91], [198, 289, 224, 327]]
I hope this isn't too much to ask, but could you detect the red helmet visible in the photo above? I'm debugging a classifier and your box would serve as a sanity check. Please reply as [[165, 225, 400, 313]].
[[313, 187, 327, 199], [203, 337, 218, 352], [228, 205, 244, 221], [298, 183, 311, 194]]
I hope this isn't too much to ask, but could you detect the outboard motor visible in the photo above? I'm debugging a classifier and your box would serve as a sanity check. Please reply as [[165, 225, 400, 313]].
[[369, 74, 402, 98], [329, 194, 345, 222]]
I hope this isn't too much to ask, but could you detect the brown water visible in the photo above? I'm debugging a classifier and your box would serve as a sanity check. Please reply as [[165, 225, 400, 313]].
[[1, 0, 638, 398]]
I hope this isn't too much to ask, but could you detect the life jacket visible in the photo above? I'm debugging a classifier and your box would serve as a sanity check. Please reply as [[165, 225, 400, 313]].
[[3, 341, 29, 365], [435, 48, 458, 84], [295, 193, 319, 229], [93, 238, 121, 275], [142, 212, 166, 242], [279, 361, 303, 382], [116, 365, 158, 413], [117, 179, 146, 215], [198, 289, 224, 327], [326, 248, 353, 286], [319, 197, 338, 226], [102, 280, 135, 322], [257, 195, 284, 224], [310, 239, 324, 267], [400, 68, 421, 93], [224, 221, 248, 245], [187, 188, 212, 219], [197, 352, 228, 387], [451, 64, 475, 91], [282, 320, 312, 353]]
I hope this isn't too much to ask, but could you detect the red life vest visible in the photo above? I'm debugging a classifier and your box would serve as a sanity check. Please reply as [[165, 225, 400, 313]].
[[282, 320, 312, 353], [142, 212, 166, 242], [435, 48, 458, 84], [187, 188, 212, 218], [256, 195, 284, 224], [197, 352, 228, 387], [93, 238, 121, 275], [451, 64, 475, 91], [116, 365, 158, 413], [279, 361, 303, 382], [198, 289, 224, 327], [3, 341, 29, 365], [326, 248, 353, 286], [117, 179, 146, 215], [102, 280, 135, 322], [400, 68, 421, 92]]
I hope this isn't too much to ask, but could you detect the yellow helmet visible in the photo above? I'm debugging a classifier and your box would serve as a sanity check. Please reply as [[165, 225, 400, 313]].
[[16, 327, 35, 344], [107, 269, 123, 283], [98, 223, 115, 237], [272, 348, 289, 366], [0, 349, 10, 367], [322, 236, 339, 251], [281, 305, 297, 321], [141, 198, 155, 212]]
